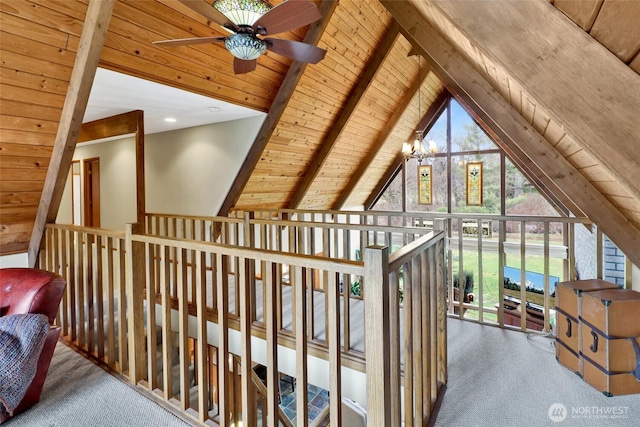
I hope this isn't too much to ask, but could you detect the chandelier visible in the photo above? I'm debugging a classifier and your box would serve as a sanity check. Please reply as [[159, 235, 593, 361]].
[[402, 54, 438, 164], [402, 132, 438, 164]]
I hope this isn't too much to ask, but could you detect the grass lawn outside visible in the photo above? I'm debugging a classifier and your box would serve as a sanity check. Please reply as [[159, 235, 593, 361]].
[[448, 241, 565, 322]]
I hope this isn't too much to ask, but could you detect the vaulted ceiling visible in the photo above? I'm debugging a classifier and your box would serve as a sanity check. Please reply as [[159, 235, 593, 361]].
[[1, 0, 639, 266]]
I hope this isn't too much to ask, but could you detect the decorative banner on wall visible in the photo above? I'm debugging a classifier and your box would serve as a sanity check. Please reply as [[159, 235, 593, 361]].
[[466, 162, 483, 205], [418, 165, 432, 205]]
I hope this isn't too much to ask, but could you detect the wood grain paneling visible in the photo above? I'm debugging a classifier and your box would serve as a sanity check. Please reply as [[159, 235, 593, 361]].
[[589, 0, 640, 62], [2, 0, 640, 264], [384, 0, 640, 266], [553, 0, 603, 31], [630, 52, 640, 73], [237, 0, 383, 209], [0, 0, 78, 254], [0, 67, 68, 99]]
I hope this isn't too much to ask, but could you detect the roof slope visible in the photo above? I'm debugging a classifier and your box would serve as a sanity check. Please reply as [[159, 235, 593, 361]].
[[0, 0, 639, 266]]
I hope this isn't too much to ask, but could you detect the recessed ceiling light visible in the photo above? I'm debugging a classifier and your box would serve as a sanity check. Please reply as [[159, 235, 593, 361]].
[[164, 117, 177, 123]]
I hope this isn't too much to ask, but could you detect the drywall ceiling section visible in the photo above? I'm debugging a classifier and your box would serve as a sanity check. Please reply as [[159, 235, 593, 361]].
[[84, 68, 264, 135]]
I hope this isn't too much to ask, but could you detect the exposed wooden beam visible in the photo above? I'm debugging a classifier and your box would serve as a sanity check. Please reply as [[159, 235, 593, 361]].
[[78, 110, 141, 143], [415, 0, 640, 205], [364, 154, 404, 210], [135, 111, 145, 223], [28, 0, 115, 267], [382, 0, 640, 267], [288, 21, 401, 209], [416, 82, 448, 137], [216, 0, 338, 218], [333, 81, 447, 210]]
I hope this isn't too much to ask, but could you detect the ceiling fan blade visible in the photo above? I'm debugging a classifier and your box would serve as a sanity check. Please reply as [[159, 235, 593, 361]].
[[265, 38, 326, 64], [153, 36, 226, 47], [253, 0, 321, 36], [234, 57, 257, 74], [178, 0, 238, 32]]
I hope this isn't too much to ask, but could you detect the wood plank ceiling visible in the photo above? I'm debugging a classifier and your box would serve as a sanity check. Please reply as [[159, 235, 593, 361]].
[[1, 0, 639, 266]]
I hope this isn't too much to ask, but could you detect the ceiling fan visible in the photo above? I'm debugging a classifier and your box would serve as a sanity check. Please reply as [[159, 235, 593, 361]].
[[154, 0, 327, 74]]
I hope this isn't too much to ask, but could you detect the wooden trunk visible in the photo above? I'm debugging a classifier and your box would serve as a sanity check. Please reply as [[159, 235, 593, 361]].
[[554, 280, 619, 374], [579, 289, 640, 397]]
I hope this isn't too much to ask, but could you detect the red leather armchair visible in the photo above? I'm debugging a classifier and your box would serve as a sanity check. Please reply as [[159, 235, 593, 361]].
[[1, 268, 66, 417]]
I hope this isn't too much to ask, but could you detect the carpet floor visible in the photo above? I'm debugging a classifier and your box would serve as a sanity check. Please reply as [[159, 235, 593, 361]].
[[435, 318, 640, 427], [4, 343, 190, 427], [5, 319, 639, 426]]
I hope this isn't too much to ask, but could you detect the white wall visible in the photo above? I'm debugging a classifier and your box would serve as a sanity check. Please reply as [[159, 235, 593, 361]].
[[0, 252, 29, 268], [57, 115, 264, 229], [146, 116, 263, 216], [58, 137, 137, 229]]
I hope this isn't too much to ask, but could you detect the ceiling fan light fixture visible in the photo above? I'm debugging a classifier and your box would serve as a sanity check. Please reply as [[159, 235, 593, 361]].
[[213, 0, 272, 27], [224, 33, 267, 60]]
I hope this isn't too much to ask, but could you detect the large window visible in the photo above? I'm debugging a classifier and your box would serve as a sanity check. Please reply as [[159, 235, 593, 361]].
[[373, 98, 559, 218]]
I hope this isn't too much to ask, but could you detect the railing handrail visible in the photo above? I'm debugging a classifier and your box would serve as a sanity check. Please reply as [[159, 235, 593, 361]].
[[145, 212, 435, 234], [389, 231, 444, 271], [46, 222, 125, 238], [249, 217, 433, 235], [132, 232, 365, 276], [230, 207, 592, 224], [144, 212, 243, 224]]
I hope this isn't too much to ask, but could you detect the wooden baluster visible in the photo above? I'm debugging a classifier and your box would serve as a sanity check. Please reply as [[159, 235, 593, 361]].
[[106, 237, 116, 368], [265, 262, 279, 427], [126, 223, 146, 384], [543, 222, 551, 333], [420, 250, 431, 419], [295, 266, 309, 427], [389, 268, 401, 427], [412, 255, 423, 422], [161, 244, 173, 400], [216, 252, 229, 426], [70, 230, 78, 343], [147, 243, 159, 391], [194, 249, 209, 423], [327, 270, 342, 426], [403, 259, 413, 427], [117, 237, 128, 374], [95, 234, 105, 361], [77, 232, 85, 348], [436, 238, 447, 386], [477, 218, 484, 323], [60, 229, 69, 338], [457, 218, 464, 319], [177, 248, 190, 411], [520, 221, 527, 331], [238, 256, 255, 424]]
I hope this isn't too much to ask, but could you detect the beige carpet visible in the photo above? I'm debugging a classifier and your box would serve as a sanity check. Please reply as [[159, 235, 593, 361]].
[[435, 318, 640, 426], [4, 343, 190, 427]]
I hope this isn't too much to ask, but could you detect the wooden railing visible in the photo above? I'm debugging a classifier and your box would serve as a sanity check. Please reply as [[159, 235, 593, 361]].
[[39, 224, 128, 375], [367, 231, 447, 426], [40, 214, 447, 426], [144, 211, 433, 358], [231, 208, 631, 336]]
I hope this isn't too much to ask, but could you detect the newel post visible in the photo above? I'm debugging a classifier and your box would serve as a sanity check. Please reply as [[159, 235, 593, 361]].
[[125, 222, 146, 384], [364, 245, 396, 426]]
